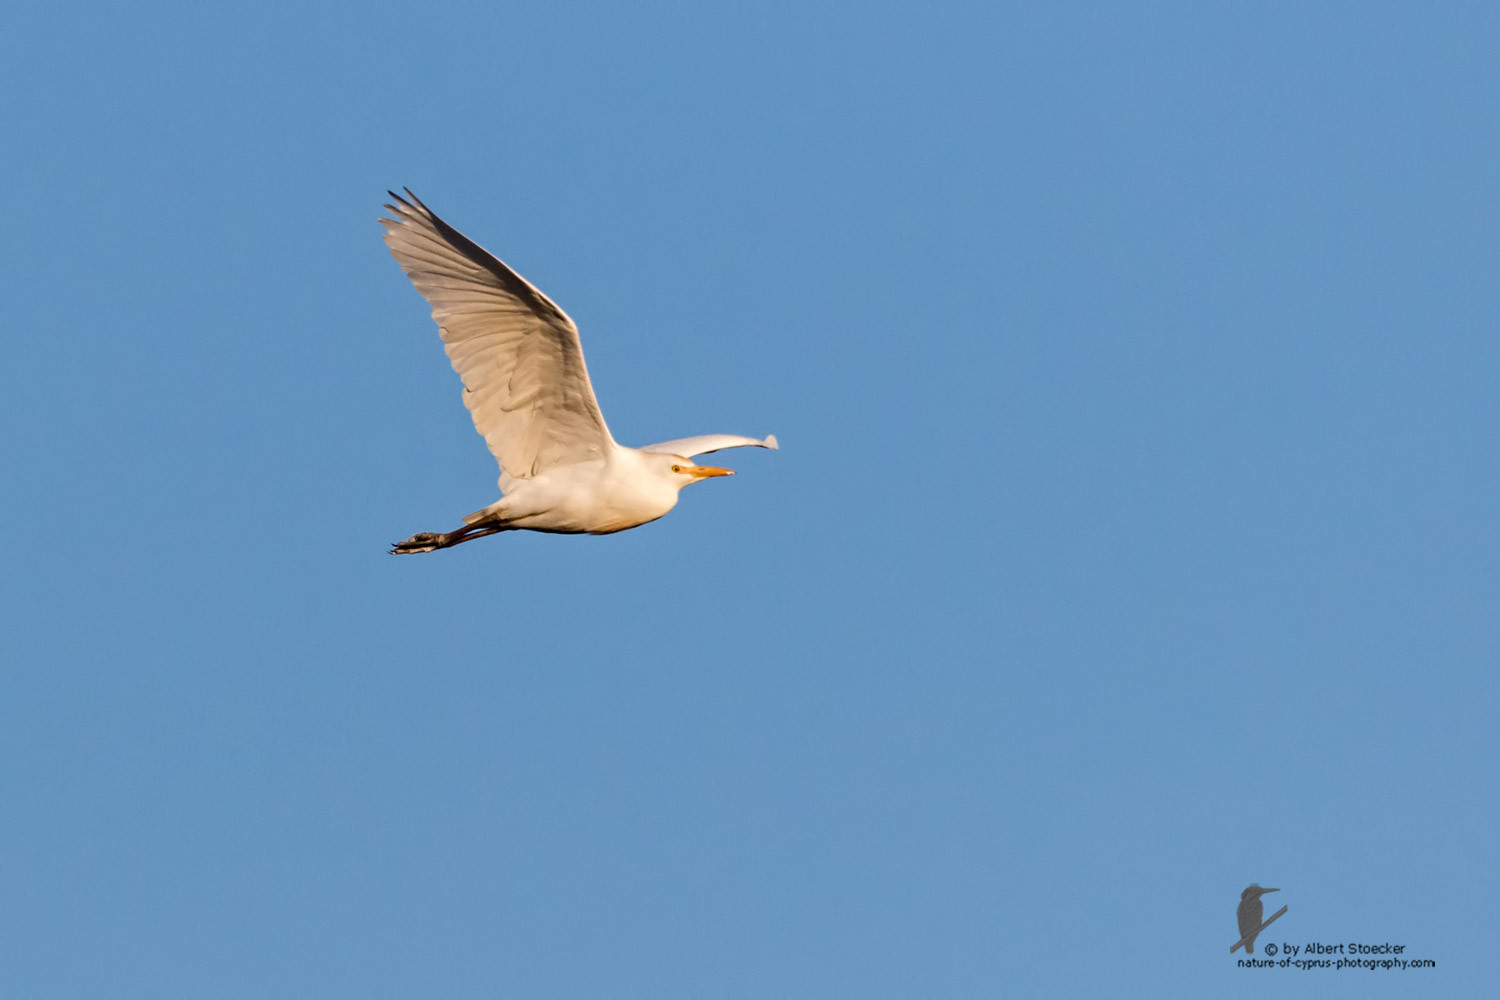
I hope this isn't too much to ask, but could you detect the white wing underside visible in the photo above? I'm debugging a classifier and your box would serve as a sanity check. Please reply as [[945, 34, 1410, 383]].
[[381, 190, 614, 480], [640, 434, 780, 458]]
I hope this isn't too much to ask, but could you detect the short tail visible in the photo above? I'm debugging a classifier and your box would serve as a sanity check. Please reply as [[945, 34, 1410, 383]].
[[464, 500, 506, 526]]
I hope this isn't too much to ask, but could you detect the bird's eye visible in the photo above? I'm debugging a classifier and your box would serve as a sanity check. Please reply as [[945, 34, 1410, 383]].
[[671, 464, 682, 473]]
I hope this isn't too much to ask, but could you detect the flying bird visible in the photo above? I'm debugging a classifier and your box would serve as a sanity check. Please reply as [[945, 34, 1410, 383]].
[[380, 190, 777, 554]]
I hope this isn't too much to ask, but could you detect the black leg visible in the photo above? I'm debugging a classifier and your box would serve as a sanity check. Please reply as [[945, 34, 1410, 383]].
[[391, 521, 508, 554]]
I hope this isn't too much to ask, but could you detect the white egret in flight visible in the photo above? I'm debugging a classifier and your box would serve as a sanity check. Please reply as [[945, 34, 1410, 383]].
[[380, 190, 777, 554]]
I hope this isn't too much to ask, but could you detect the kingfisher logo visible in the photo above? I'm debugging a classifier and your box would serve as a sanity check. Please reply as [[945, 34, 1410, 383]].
[[1231, 884, 1287, 953], [1229, 884, 1436, 971]]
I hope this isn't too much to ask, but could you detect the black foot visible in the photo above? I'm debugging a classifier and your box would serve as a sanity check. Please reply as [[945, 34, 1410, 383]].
[[390, 531, 444, 555]]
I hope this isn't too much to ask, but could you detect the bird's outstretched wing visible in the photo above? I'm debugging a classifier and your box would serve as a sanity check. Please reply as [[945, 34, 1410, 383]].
[[640, 434, 779, 457], [381, 189, 614, 480]]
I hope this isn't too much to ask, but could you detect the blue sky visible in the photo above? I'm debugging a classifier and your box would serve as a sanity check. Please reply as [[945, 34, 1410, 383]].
[[3, 2, 1495, 995]]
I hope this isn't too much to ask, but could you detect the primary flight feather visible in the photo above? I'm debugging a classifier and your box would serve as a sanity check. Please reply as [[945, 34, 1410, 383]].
[[380, 189, 777, 554]]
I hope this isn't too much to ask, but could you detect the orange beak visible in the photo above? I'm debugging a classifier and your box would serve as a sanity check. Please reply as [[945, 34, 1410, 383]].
[[690, 465, 735, 478]]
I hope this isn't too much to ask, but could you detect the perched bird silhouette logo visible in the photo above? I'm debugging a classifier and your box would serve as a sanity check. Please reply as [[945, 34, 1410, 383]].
[[1231, 884, 1287, 953]]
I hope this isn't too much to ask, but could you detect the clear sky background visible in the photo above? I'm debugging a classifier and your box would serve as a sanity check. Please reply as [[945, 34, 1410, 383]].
[[3, 2, 1495, 996]]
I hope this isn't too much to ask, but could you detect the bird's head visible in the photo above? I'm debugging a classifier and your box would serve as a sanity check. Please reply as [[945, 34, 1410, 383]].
[[655, 453, 735, 490], [1241, 885, 1279, 901]]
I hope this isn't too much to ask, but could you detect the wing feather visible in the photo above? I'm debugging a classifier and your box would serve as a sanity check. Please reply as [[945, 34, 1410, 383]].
[[640, 434, 779, 458], [381, 189, 614, 480]]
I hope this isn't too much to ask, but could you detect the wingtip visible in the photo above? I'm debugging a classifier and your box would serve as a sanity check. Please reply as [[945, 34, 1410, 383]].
[[763, 434, 779, 450], [387, 188, 426, 215]]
